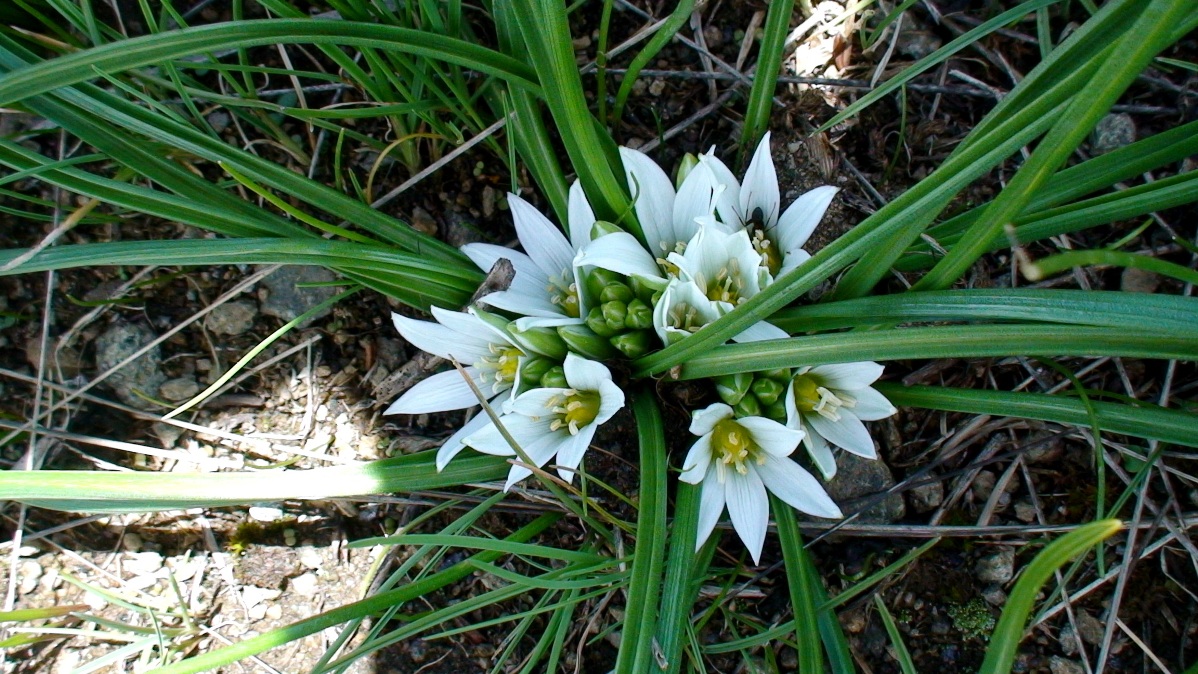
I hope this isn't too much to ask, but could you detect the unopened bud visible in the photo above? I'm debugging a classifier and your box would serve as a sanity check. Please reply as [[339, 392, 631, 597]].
[[540, 365, 568, 389], [732, 394, 762, 418], [599, 282, 634, 304], [590, 220, 623, 239], [624, 299, 652, 330], [714, 373, 752, 406], [557, 324, 619, 360], [585, 306, 619, 338], [675, 153, 699, 189], [601, 300, 627, 332], [610, 330, 652, 359], [750, 376, 784, 406], [508, 324, 568, 360]]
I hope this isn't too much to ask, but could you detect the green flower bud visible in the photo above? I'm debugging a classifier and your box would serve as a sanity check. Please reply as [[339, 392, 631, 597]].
[[507, 324, 568, 360], [675, 153, 699, 189], [732, 393, 762, 418], [601, 300, 628, 332], [630, 274, 667, 304], [624, 298, 652, 330], [518, 357, 555, 389], [763, 400, 788, 422], [750, 376, 785, 406], [610, 330, 652, 359], [540, 365, 568, 389], [760, 368, 793, 383], [558, 324, 619, 360], [586, 268, 625, 301], [714, 373, 752, 406], [599, 282, 634, 304], [586, 306, 619, 338], [590, 220, 623, 239]]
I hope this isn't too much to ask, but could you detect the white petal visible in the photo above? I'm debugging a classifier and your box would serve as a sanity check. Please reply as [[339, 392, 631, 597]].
[[512, 315, 585, 331], [464, 414, 551, 456], [508, 387, 567, 416], [690, 403, 733, 436], [433, 306, 512, 348], [555, 424, 597, 482], [563, 352, 613, 392], [801, 418, 838, 480], [391, 313, 492, 362], [698, 152, 743, 229], [725, 467, 768, 564], [620, 146, 677, 252], [567, 181, 597, 250], [812, 362, 885, 391], [461, 242, 548, 286], [773, 185, 838, 253], [594, 379, 626, 425], [695, 465, 726, 551], [737, 416, 803, 457], [680, 433, 713, 483], [475, 288, 562, 318], [504, 431, 569, 491], [508, 193, 575, 280], [435, 408, 496, 470], [731, 320, 789, 343], [776, 247, 811, 279], [574, 232, 664, 282], [739, 131, 780, 230], [850, 386, 897, 421], [758, 454, 842, 519], [673, 162, 721, 244], [808, 413, 877, 459], [384, 367, 486, 414]]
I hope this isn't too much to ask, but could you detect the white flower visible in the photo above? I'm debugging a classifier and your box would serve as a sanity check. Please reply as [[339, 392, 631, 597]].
[[461, 182, 596, 328], [696, 132, 839, 283], [463, 353, 625, 490], [384, 306, 554, 471], [784, 362, 898, 480], [681, 403, 841, 564]]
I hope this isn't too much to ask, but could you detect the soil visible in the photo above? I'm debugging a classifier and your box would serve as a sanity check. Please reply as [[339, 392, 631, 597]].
[[1, 1, 1196, 673]]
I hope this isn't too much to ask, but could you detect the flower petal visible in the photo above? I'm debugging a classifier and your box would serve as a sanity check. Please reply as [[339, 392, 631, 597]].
[[698, 152, 743, 229], [461, 242, 548, 286], [436, 408, 496, 470], [690, 403, 733, 436], [555, 424, 597, 482], [807, 413, 878, 459], [731, 320, 789, 343], [759, 454, 842, 519], [574, 232, 664, 282], [800, 417, 838, 480], [567, 180, 596, 251], [776, 247, 811, 279], [384, 367, 486, 414], [739, 131, 780, 230], [464, 414, 551, 456], [475, 288, 562, 318], [773, 185, 838, 253], [695, 464, 726, 551], [508, 387, 567, 416], [594, 380, 626, 425], [563, 352, 612, 392], [680, 433, 713, 483], [738, 416, 803, 457], [391, 313, 492, 362], [812, 362, 885, 391], [849, 386, 897, 421], [432, 306, 512, 348], [620, 147, 677, 253], [508, 193, 575, 280], [504, 430, 569, 491], [673, 162, 721, 244], [725, 466, 768, 564]]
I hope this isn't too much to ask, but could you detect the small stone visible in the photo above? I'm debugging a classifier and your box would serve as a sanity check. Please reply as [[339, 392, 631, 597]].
[[126, 551, 164, 575], [121, 532, 144, 552], [975, 547, 1015, 584], [1049, 656, 1085, 674], [981, 585, 1007, 606], [1120, 267, 1160, 294], [481, 186, 497, 219], [648, 79, 667, 96], [897, 23, 942, 59], [1059, 624, 1081, 655], [290, 572, 319, 597], [908, 479, 943, 513], [207, 111, 231, 134], [299, 548, 323, 570], [159, 377, 200, 402], [1076, 611, 1105, 644], [823, 453, 906, 523], [972, 470, 997, 501], [1014, 501, 1037, 523], [257, 265, 338, 326], [25, 338, 83, 378], [18, 560, 42, 594], [152, 422, 185, 449], [95, 321, 166, 410], [1091, 113, 1136, 155], [265, 604, 283, 620], [204, 301, 257, 336], [410, 207, 438, 236], [249, 506, 286, 522]]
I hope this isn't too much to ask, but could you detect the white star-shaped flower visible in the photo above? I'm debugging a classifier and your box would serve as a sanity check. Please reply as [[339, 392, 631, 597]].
[[461, 182, 597, 328], [784, 362, 898, 479], [681, 403, 841, 564], [463, 353, 625, 490]]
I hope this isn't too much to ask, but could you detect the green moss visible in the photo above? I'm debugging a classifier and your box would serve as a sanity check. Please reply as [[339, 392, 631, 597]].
[[948, 599, 995, 641]]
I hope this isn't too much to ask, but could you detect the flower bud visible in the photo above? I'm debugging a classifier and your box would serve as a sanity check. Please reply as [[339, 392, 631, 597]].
[[714, 373, 752, 406], [508, 324, 568, 360], [599, 282, 634, 304], [610, 330, 652, 359], [518, 357, 555, 390], [750, 376, 784, 406], [558, 324, 619, 360], [585, 306, 619, 338], [732, 393, 762, 418], [601, 300, 627, 332], [624, 299, 652, 330], [675, 153, 699, 189], [762, 400, 787, 422], [586, 268, 625, 301], [590, 220, 624, 239], [760, 368, 792, 383], [629, 275, 666, 304], [540, 365, 568, 389]]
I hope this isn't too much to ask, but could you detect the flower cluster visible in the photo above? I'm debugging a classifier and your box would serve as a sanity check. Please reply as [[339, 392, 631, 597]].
[[386, 133, 896, 563]]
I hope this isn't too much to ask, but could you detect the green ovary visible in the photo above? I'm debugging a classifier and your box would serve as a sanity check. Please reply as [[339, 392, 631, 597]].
[[549, 389, 600, 435], [711, 418, 763, 477]]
